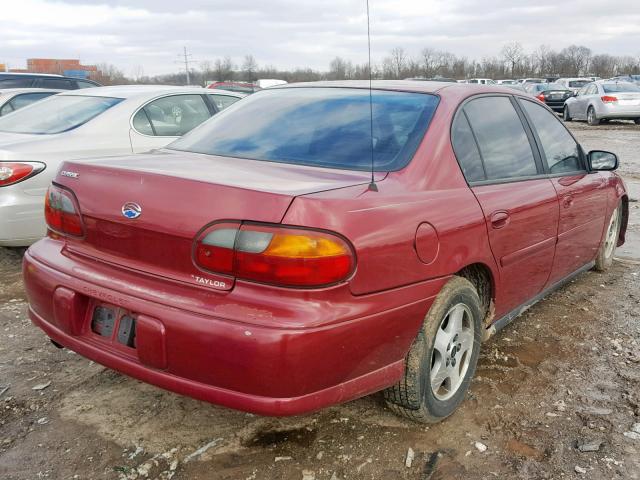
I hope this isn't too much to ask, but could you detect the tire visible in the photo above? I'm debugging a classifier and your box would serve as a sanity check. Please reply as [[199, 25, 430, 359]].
[[587, 106, 600, 126], [634, 118, 640, 125], [595, 202, 622, 272], [384, 276, 482, 423], [563, 106, 572, 122]]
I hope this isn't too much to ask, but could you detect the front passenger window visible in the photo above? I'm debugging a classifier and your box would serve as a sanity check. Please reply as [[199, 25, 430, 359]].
[[520, 99, 581, 174]]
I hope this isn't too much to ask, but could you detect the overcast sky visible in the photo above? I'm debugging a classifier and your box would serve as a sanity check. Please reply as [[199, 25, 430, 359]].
[[2, 0, 640, 77]]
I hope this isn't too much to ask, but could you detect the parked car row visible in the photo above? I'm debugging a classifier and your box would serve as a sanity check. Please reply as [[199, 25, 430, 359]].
[[460, 75, 640, 126], [0, 85, 244, 246], [2, 79, 626, 423]]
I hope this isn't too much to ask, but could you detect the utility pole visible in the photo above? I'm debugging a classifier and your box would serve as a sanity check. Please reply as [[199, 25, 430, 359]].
[[178, 46, 193, 85]]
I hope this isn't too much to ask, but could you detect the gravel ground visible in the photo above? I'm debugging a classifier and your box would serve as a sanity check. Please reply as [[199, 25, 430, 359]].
[[0, 121, 639, 480]]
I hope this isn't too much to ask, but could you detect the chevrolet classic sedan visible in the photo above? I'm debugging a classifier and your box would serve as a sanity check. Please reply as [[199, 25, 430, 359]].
[[23, 81, 627, 423]]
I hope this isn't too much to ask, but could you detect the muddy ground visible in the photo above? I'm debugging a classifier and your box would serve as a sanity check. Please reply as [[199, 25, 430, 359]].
[[1, 121, 639, 480]]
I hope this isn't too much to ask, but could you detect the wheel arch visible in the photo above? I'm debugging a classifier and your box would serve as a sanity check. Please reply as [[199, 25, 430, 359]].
[[455, 262, 495, 327], [618, 194, 629, 247]]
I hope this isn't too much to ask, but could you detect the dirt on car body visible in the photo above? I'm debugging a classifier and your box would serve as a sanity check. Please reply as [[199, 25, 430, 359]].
[[1, 122, 639, 479]]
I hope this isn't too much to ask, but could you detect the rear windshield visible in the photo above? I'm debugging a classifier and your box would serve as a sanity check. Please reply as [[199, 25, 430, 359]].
[[603, 83, 640, 93], [568, 80, 590, 88], [169, 87, 439, 171], [0, 95, 123, 134], [534, 83, 565, 91]]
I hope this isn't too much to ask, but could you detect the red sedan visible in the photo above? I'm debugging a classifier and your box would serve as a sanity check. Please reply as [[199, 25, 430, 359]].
[[24, 81, 627, 423]]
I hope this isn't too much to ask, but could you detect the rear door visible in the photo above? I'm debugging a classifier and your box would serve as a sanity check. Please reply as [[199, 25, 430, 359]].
[[579, 84, 598, 118], [518, 98, 608, 284], [452, 95, 559, 317], [129, 94, 214, 153]]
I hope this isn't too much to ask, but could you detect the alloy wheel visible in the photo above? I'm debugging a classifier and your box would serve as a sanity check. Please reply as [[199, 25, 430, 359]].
[[430, 303, 475, 401], [604, 207, 620, 259]]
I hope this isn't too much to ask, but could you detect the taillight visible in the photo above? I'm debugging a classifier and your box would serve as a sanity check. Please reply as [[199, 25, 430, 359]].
[[44, 184, 84, 237], [0, 161, 45, 187], [601, 95, 618, 103], [195, 223, 355, 287], [536, 93, 546, 102]]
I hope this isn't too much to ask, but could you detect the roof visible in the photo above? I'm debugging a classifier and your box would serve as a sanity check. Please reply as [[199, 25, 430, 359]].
[[0, 72, 63, 77], [0, 88, 63, 95], [58, 84, 244, 99], [278, 79, 520, 96]]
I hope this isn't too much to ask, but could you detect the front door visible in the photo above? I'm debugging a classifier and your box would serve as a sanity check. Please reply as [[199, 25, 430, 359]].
[[518, 98, 608, 284], [453, 95, 559, 317]]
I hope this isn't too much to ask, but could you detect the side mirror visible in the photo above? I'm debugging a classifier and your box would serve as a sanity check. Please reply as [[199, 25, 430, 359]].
[[588, 150, 618, 171]]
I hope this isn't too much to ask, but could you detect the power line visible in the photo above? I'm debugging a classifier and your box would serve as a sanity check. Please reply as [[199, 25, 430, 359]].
[[175, 46, 193, 85]]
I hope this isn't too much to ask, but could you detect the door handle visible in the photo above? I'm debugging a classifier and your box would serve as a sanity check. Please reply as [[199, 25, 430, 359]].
[[562, 195, 574, 208], [490, 211, 510, 229]]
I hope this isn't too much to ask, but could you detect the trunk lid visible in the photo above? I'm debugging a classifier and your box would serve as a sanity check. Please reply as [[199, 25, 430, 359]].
[[611, 92, 640, 106], [54, 149, 375, 291]]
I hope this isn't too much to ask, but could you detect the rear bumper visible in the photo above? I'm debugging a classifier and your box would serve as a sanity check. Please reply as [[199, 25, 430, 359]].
[[0, 183, 46, 246], [597, 103, 640, 119], [24, 239, 444, 416], [544, 99, 568, 112]]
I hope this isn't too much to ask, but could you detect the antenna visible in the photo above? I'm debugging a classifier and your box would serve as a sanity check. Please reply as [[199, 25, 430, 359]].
[[365, 0, 378, 192]]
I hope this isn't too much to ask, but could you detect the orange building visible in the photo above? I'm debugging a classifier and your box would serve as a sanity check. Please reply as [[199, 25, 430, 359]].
[[8, 58, 98, 79], [25, 58, 97, 75]]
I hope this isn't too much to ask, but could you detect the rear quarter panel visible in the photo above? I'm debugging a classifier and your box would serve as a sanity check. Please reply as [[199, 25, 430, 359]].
[[283, 89, 499, 296]]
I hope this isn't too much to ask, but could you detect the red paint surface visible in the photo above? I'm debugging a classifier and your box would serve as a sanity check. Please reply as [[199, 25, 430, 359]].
[[23, 82, 628, 415]]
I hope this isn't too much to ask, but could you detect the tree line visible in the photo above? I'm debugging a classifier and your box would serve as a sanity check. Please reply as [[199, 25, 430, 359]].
[[93, 43, 640, 86]]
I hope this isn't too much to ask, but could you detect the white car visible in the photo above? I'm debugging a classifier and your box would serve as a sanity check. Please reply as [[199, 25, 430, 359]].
[[0, 88, 62, 117], [563, 80, 640, 125], [495, 79, 518, 85], [0, 85, 244, 246], [555, 78, 592, 94], [466, 78, 496, 85]]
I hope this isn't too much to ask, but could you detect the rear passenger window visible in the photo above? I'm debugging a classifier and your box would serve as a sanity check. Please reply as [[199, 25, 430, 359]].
[[0, 78, 32, 88], [76, 80, 97, 89], [520, 100, 582, 174], [463, 96, 537, 180], [452, 113, 485, 182], [39, 78, 74, 89], [208, 94, 239, 111]]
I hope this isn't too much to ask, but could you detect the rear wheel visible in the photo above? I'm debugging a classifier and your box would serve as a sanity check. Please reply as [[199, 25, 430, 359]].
[[587, 106, 600, 126], [634, 118, 640, 125], [563, 106, 572, 122], [595, 202, 622, 272], [384, 276, 482, 423]]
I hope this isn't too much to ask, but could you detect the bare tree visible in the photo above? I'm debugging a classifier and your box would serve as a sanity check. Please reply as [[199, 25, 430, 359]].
[[242, 55, 258, 82], [92, 63, 127, 85], [214, 56, 235, 81], [388, 47, 407, 79], [329, 57, 351, 80], [420, 48, 443, 78], [199, 60, 213, 85], [561, 45, 592, 76], [501, 42, 524, 76]]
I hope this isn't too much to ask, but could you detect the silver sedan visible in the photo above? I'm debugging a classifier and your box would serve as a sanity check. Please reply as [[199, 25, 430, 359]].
[[0, 85, 244, 246], [563, 81, 640, 125]]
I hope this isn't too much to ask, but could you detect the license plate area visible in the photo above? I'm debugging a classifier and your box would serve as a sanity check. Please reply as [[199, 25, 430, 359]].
[[90, 303, 137, 349]]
